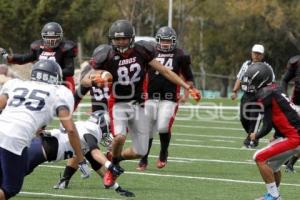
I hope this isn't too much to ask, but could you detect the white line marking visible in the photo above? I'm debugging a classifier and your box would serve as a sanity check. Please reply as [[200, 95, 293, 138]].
[[19, 191, 121, 200], [38, 165, 300, 187], [173, 124, 244, 131]]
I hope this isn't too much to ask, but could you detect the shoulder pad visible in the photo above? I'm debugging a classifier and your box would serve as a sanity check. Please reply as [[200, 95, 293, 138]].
[[30, 40, 43, 50], [135, 40, 156, 52], [256, 85, 274, 100], [61, 40, 77, 51], [288, 55, 300, 65], [91, 44, 112, 67]]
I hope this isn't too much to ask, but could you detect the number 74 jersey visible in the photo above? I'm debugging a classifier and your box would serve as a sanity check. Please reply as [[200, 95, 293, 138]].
[[0, 79, 74, 155]]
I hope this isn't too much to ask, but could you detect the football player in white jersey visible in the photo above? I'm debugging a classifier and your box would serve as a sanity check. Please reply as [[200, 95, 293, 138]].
[[0, 60, 89, 200], [27, 111, 134, 197]]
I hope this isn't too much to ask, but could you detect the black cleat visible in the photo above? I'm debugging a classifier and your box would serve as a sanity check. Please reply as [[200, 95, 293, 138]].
[[115, 186, 135, 197]]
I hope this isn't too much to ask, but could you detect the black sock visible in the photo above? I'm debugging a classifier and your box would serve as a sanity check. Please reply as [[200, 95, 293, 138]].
[[140, 138, 153, 163], [112, 156, 125, 165], [288, 155, 299, 167], [62, 166, 77, 180], [159, 132, 171, 160]]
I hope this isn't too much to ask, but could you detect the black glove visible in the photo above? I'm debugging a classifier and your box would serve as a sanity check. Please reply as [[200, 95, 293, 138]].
[[108, 163, 124, 176], [0, 48, 8, 59]]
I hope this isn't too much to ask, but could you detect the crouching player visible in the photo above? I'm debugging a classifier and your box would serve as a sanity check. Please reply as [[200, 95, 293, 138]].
[[240, 62, 300, 200], [27, 111, 135, 197]]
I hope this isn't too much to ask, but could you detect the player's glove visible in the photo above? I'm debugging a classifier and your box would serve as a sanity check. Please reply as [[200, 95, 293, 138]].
[[78, 159, 90, 179], [188, 86, 201, 102], [0, 48, 8, 60], [108, 163, 124, 176]]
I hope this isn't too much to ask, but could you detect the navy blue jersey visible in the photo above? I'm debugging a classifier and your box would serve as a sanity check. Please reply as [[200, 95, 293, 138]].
[[8, 40, 77, 79], [90, 41, 155, 103], [255, 84, 300, 139], [147, 48, 194, 101]]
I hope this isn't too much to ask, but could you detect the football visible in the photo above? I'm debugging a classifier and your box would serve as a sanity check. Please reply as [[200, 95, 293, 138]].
[[89, 70, 113, 87]]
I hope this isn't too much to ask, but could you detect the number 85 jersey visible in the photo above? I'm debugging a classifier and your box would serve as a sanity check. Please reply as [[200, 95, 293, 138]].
[[0, 79, 74, 155]]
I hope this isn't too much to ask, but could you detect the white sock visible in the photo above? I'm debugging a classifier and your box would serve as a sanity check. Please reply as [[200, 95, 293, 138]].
[[110, 182, 119, 190], [266, 182, 279, 197], [104, 161, 111, 169]]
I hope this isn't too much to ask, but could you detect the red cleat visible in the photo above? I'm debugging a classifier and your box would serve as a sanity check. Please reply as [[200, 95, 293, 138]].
[[156, 159, 167, 169], [103, 170, 117, 187], [136, 162, 148, 171]]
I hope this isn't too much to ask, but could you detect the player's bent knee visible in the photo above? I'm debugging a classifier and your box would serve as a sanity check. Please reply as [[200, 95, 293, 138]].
[[2, 186, 21, 199], [114, 135, 126, 144]]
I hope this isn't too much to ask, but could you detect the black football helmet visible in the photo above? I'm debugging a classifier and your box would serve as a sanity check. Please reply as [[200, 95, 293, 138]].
[[31, 60, 62, 84], [41, 22, 63, 48], [88, 111, 112, 148], [155, 26, 177, 52], [108, 19, 135, 53], [240, 62, 273, 93]]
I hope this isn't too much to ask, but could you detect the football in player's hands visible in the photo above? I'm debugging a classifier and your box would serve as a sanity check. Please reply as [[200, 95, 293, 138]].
[[188, 86, 201, 102], [89, 70, 113, 87]]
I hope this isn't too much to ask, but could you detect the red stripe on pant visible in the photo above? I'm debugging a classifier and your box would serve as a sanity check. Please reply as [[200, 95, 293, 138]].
[[254, 136, 300, 162], [64, 76, 75, 94], [167, 104, 179, 133]]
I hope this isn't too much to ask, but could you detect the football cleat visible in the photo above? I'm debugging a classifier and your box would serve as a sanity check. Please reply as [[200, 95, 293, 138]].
[[156, 159, 167, 169], [136, 161, 148, 171], [255, 193, 281, 200], [53, 177, 69, 189], [103, 170, 117, 187], [285, 164, 296, 173], [115, 186, 135, 197]]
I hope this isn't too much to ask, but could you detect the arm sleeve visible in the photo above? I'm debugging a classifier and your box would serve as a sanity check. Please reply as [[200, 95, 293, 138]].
[[9, 50, 36, 64], [62, 56, 75, 77], [73, 85, 90, 111], [254, 94, 273, 139], [180, 54, 194, 82], [83, 133, 99, 151], [54, 86, 74, 116], [281, 65, 295, 94]]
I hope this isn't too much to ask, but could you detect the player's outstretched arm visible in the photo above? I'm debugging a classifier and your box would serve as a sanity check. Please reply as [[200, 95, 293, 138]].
[[57, 106, 90, 178]]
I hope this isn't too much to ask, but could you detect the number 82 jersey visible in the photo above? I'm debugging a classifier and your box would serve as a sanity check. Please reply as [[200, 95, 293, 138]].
[[90, 41, 156, 103]]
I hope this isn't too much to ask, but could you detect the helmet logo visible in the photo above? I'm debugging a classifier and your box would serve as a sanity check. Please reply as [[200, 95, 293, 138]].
[[114, 32, 125, 37]]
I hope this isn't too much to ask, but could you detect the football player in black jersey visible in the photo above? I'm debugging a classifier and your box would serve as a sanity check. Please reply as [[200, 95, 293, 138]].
[[281, 56, 300, 172], [0, 22, 77, 93], [136, 26, 195, 171], [241, 62, 300, 200], [81, 19, 201, 188]]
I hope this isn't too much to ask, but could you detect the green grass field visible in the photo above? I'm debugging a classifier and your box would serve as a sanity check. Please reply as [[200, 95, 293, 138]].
[[14, 98, 300, 200]]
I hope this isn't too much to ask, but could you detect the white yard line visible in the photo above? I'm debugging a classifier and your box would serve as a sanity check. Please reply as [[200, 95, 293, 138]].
[[173, 124, 244, 131], [19, 191, 121, 200], [38, 164, 300, 187]]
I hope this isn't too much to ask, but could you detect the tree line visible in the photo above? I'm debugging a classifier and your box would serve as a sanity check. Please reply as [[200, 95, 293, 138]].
[[1, 0, 300, 96]]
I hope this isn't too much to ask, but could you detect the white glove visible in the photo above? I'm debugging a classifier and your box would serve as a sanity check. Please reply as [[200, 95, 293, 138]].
[[78, 159, 90, 179]]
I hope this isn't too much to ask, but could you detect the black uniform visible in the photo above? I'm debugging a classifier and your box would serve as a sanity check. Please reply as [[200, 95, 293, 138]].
[[74, 64, 109, 112], [281, 55, 300, 105], [90, 41, 156, 103], [8, 40, 77, 91], [147, 48, 194, 102]]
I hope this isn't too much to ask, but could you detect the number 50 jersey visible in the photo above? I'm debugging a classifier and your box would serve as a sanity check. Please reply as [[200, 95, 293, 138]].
[[0, 79, 74, 155]]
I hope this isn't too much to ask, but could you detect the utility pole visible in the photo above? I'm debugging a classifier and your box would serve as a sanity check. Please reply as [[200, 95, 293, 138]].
[[168, 0, 173, 27]]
